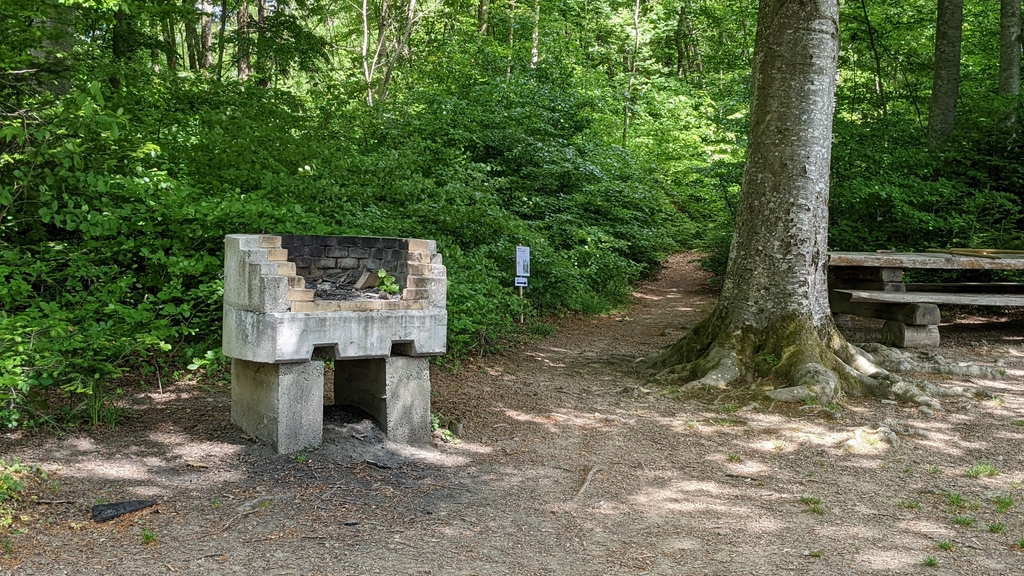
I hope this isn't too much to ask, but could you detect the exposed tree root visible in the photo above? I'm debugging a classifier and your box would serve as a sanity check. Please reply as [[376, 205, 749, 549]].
[[648, 311, 1000, 416], [856, 344, 1006, 380]]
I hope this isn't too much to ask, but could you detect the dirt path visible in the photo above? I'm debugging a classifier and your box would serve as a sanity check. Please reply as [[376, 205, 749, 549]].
[[3, 253, 1024, 575]]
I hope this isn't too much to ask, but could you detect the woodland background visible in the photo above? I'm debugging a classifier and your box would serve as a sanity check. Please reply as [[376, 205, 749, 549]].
[[1, 0, 1021, 427]]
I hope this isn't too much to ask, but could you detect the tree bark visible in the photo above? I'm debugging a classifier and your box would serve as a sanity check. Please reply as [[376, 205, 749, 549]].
[[200, 0, 214, 69], [928, 0, 962, 145], [1000, 0, 1022, 96], [507, 0, 516, 77], [478, 0, 489, 35], [858, 0, 886, 116], [622, 0, 641, 146], [184, 6, 200, 71], [530, 0, 540, 69], [255, 0, 270, 87], [113, 8, 131, 61], [162, 19, 178, 71], [674, 6, 687, 79], [674, 4, 704, 80], [216, 0, 229, 79], [728, 0, 837, 327], [650, 0, 978, 410], [237, 1, 251, 80], [651, 0, 850, 402], [1000, 0, 1022, 127], [375, 0, 418, 102]]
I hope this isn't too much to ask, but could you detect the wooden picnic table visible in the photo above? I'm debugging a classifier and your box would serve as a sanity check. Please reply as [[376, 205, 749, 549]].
[[826, 251, 1024, 347]]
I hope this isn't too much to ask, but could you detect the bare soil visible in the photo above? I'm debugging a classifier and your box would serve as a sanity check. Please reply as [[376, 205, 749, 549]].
[[3, 253, 1024, 575]]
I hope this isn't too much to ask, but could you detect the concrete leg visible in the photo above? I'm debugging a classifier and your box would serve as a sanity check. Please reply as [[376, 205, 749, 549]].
[[333, 356, 431, 445], [231, 358, 324, 454], [881, 321, 940, 348]]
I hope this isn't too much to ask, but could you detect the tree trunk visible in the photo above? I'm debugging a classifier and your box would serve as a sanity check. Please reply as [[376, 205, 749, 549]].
[[478, 0, 489, 35], [859, 0, 887, 116], [113, 8, 131, 61], [999, 0, 1021, 129], [622, 0, 641, 146], [530, 0, 540, 69], [255, 0, 270, 87], [163, 19, 178, 71], [674, 5, 701, 80], [184, 7, 200, 71], [216, 0, 229, 79], [201, 0, 214, 69], [1000, 0, 1022, 96], [651, 0, 851, 402], [674, 6, 686, 79], [928, 0, 962, 145], [507, 0, 516, 77], [31, 4, 75, 94], [237, 1, 251, 80], [650, 0, 973, 410], [375, 0, 418, 102]]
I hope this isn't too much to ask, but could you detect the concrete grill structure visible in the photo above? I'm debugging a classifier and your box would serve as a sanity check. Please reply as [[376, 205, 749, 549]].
[[222, 234, 447, 453]]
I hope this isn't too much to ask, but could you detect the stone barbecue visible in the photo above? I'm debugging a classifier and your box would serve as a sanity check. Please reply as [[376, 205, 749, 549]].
[[222, 234, 447, 453]]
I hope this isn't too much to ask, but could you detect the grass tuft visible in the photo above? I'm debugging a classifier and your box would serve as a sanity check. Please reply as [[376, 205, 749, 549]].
[[799, 496, 824, 514], [966, 463, 1000, 478], [993, 495, 1015, 513], [952, 515, 976, 527]]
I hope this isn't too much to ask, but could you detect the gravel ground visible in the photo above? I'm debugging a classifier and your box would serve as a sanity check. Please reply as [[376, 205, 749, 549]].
[[2, 253, 1023, 575]]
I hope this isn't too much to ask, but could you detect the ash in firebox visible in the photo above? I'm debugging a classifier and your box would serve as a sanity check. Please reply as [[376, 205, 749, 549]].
[[306, 269, 401, 301]]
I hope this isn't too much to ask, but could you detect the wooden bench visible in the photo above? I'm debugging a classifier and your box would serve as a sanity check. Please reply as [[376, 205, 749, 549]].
[[828, 251, 1024, 347]]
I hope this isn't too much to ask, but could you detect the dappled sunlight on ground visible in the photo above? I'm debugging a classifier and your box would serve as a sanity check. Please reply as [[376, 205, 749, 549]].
[[7, 254, 1024, 574]]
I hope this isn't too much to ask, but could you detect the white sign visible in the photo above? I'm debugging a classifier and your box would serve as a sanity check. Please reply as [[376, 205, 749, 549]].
[[515, 276, 528, 287], [516, 246, 531, 277]]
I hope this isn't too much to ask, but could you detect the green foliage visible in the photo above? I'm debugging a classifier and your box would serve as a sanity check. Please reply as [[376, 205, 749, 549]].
[[0, 457, 45, 532], [376, 269, 400, 295], [993, 495, 1015, 513], [830, 120, 1022, 254], [965, 463, 1000, 479], [799, 496, 825, 514], [1, 0, 1022, 431], [952, 515, 976, 527]]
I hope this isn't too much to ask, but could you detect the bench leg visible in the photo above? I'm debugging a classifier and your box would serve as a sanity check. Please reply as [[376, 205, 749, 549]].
[[231, 358, 325, 454], [882, 321, 940, 348], [333, 356, 431, 445]]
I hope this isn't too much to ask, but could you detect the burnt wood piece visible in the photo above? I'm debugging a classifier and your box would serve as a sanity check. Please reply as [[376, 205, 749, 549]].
[[829, 291, 941, 325], [91, 500, 158, 522], [833, 289, 1024, 307]]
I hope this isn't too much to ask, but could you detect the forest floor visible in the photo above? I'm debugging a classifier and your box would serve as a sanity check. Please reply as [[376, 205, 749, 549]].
[[3, 253, 1024, 575]]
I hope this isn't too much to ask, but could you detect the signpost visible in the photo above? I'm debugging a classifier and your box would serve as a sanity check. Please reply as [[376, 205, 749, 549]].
[[515, 246, 530, 323], [516, 246, 530, 277]]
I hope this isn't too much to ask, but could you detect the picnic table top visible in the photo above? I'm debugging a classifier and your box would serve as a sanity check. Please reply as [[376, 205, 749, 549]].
[[828, 251, 1024, 271]]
